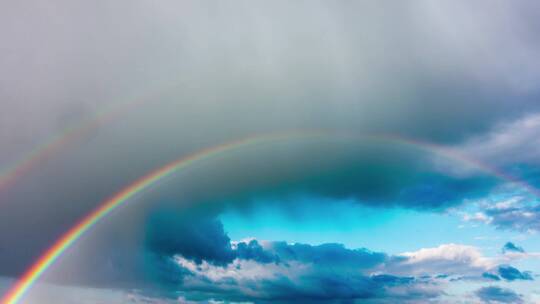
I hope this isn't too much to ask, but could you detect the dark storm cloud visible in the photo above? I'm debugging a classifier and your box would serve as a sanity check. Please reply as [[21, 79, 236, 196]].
[[0, 136, 499, 278], [143, 211, 387, 269], [475, 286, 523, 304], [145, 209, 235, 266]]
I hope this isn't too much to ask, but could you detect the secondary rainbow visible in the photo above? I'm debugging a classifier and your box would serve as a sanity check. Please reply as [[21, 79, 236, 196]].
[[0, 80, 181, 194], [2, 132, 539, 304]]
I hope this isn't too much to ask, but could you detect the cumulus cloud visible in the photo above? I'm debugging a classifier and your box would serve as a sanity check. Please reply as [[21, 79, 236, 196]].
[[145, 211, 236, 266], [171, 242, 439, 303], [234, 240, 278, 264], [475, 286, 523, 304], [14, 211, 540, 303], [92, 218, 531, 303], [149, 239, 535, 303], [391, 244, 495, 277]]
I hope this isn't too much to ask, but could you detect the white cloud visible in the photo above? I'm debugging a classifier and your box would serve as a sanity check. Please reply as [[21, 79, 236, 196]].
[[463, 212, 492, 224], [174, 255, 304, 284], [391, 244, 496, 276]]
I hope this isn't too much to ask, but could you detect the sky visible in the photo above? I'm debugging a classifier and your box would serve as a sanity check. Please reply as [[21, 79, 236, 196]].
[[1, 1, 540, 303]]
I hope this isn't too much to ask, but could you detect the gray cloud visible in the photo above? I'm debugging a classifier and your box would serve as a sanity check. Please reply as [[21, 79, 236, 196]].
[[469, 196, 540, 232], [486, 204, 540, 232], [482, 272, 501, 281], [502, 242, 525, 254], [145, 210, 235, 266], [475, 286, 523, 304], [455, 114, 540, 168], [0, 136, 500, 278], [235, 239, 279, 264], [497, 265, 533, 281]]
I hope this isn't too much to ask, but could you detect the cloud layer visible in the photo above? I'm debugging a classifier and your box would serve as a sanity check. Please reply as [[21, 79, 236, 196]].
[[475, 286, 523, 304], [62, 217, 532, 303], [1, 1, 540, 302]]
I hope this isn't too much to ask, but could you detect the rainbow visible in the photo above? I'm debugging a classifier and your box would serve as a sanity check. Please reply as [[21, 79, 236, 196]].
[[0, 109, 108, 193], [0, 101, 136, 194], [2, 132, 538, 304], [0, 80, 181, 195], [0, 133, 310, 304]]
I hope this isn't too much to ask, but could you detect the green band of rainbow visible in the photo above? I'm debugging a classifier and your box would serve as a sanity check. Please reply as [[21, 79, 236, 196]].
[[2, 132, 538, 304]]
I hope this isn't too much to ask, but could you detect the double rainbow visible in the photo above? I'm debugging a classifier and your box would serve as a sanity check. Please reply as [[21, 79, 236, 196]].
[[2, 132, 537, 304]]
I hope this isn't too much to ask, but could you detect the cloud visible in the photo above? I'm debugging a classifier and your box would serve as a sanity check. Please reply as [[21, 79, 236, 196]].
[[481, 266, 534, 283], [485, 205, 540, 233], [496, 265, 533, 281], [132, 218, 535, 303], [160, 238, 536, 303], [172, 243, 440, 304], [14, 210, 539, 303], [265, 242, 387, 270], [482, 272, 501, 281], [234, 240, 279, 264], [455, 113, 540, 167], [0, 131, 503, 279], [81, 217, 441, 302], [391, 244, 495, 276], [465, 195, 540, 233], [502, 242, 524, 254], [387, 243, 535, 283], [475, 286, 523, 304], [145, 210, 236, 266]]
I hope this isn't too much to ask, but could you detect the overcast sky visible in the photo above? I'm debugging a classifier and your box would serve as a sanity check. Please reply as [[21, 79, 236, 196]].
[[2, 1, 540, 303]]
